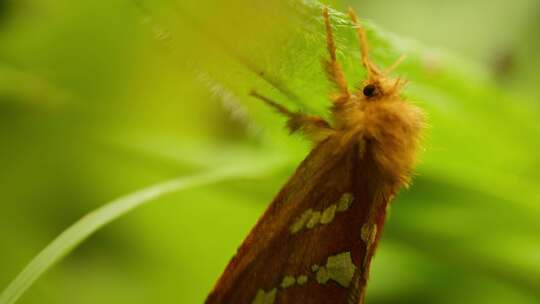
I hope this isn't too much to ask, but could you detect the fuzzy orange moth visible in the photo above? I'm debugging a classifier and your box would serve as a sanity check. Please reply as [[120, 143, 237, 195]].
[[206, 6, 424, 304]]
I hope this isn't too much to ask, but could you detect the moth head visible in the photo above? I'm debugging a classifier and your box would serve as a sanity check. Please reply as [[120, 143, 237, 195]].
[[360, 76, 406, 102], [360, 55, 408, 102]]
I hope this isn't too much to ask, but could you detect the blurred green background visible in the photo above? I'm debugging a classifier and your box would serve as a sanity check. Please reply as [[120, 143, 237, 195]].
[[1, 0, 539, 303]]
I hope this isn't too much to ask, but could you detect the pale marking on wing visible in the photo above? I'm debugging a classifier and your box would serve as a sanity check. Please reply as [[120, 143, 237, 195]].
[[337, 192, 354, 211], [277, 273, 310, 291], [306, 211, 321, 229], [360, 223, 377, 246], [256, 252, 356, 301], [315, 265, 330, 284], [290, 209, 313, 234], [297, 275, 308, 285], [280, 276, 296, 288], [290, 193, 354, 234], [313, 251, 357, 287], [320, 204, 337, 224], [360, 222, 378, 269], [251, 288, 277, 304]]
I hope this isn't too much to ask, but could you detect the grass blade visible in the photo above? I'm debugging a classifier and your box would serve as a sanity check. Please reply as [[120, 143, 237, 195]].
[[0, 163, 281, 304]]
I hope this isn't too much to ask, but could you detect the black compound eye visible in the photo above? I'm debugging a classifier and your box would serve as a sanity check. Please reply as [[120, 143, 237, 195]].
[[363, 84, 377, 98]]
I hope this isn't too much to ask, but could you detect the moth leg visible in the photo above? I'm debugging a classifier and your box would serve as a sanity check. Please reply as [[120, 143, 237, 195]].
[[348, 7, 380, 78], [322, 7, 350, 106], [250, 90, 334, 143]]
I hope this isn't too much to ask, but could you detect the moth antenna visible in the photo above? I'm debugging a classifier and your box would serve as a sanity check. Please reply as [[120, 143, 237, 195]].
[[323, 7, 337, 64], [383, 54, 407, 75], [391, 77, 409, 95], [348, 7, 380, 78], [322, 6, 349, 98]]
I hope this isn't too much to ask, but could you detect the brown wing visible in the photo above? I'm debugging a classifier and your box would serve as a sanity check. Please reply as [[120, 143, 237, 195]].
[[206, 132, 390, 304]]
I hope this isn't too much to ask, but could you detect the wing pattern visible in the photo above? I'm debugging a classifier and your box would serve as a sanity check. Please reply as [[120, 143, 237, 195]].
[[206, 133, 390, 304]]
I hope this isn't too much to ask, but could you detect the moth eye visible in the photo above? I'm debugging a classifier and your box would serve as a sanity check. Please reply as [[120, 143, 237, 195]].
[[363, 84, 377, 98]]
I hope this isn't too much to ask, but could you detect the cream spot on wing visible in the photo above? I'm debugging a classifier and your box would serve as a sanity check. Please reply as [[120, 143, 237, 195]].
[[252, 289, 265, 304], [290, 193, 354, 235], [252, 288, 277, 304], [326, 252, 356, 287], [314, 252, 357, 288], [315, 266, 330, 284], [337, 193, 354, 212], [320, 204, 337, 224], [290, 209, 313, 234], [280, 276, 296, 288], [266, 289, 277, 304], [361, 223, 377, 246], [297, 275, 308, 285], [306, 211, 321, 229]]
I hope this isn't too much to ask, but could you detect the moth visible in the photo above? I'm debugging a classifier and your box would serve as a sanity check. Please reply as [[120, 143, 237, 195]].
[[206, 7, 424, 304]]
